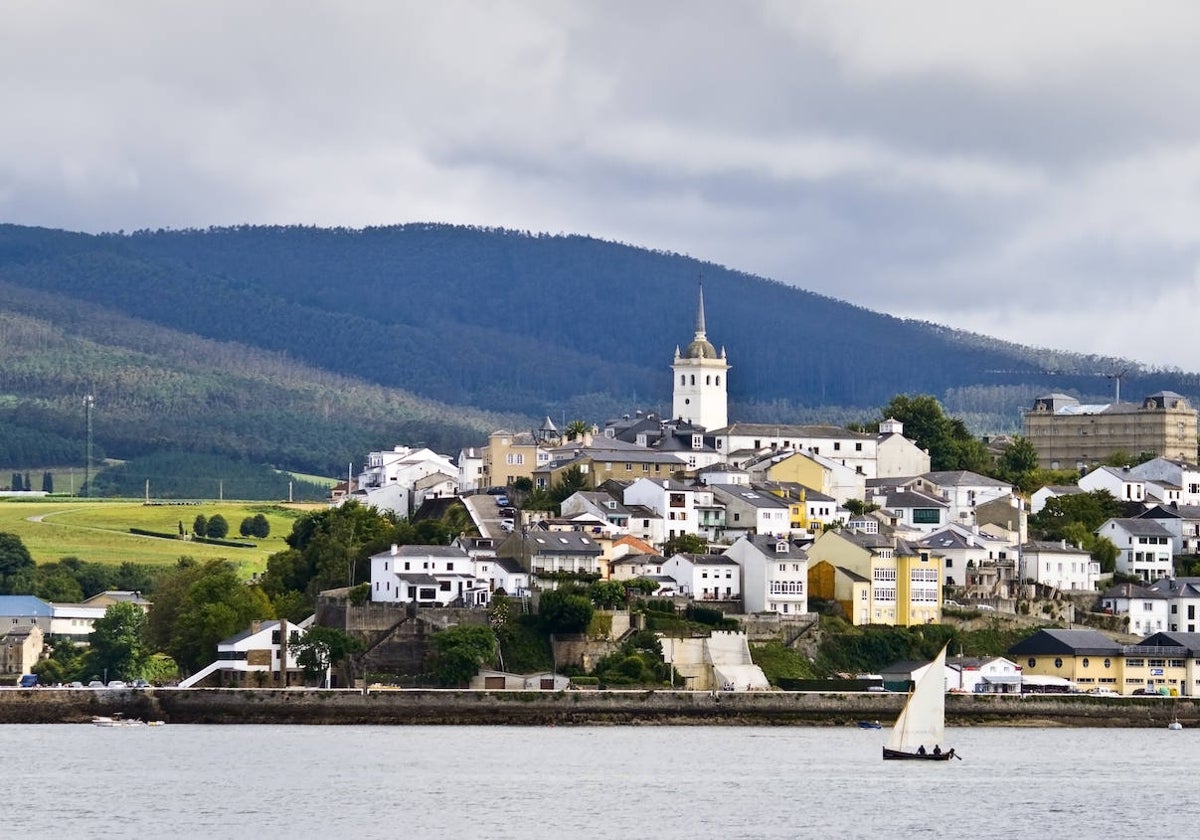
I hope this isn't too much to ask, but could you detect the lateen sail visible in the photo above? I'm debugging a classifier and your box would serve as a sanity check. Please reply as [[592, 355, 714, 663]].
[[885, 644, 947, 753]]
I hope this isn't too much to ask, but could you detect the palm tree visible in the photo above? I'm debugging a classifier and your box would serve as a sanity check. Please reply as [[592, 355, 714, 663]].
[[565, 419, 590, 441]]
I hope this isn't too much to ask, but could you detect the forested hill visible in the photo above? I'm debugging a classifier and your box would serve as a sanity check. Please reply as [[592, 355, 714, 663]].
[[1, 222, 1197, 474]]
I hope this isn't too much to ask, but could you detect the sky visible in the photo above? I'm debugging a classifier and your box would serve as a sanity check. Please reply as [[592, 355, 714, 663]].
[[4, 1, 1200, 370]]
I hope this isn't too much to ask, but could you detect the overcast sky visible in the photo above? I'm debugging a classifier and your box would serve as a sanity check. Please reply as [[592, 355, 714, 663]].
[[4, 2, 1200, 370]]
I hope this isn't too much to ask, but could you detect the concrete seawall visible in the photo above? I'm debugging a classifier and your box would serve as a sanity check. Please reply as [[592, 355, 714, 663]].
[[0, 688, 1193, 728]]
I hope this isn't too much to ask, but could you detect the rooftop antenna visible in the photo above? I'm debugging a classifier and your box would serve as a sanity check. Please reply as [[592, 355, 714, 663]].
[[1105, 368, 1129, 403]]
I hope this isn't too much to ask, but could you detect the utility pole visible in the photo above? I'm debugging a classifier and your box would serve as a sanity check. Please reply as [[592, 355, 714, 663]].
[[83, 395, 94, 498]]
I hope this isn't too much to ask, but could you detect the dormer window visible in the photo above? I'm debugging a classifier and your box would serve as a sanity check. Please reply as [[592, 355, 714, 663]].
[[692, 434, 703, 450], [776, 540, 789, 554]]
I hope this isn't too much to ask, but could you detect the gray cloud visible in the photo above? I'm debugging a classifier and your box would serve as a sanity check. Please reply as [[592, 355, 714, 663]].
[[3, 1, 1200, 368]]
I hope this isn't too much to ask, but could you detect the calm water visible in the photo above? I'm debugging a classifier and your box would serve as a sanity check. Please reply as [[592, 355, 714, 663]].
[[12, 724, 1195, 838]]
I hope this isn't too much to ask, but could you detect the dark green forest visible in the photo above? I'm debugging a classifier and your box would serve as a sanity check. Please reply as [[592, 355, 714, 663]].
[[1, 222, 1197, 481]]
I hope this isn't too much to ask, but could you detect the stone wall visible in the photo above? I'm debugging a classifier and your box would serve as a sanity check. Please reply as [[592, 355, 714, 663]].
[[0, 687, 1193, 728]]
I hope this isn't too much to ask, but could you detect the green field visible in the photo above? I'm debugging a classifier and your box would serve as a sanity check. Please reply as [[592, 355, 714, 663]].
[[0, 498, 326, 575]]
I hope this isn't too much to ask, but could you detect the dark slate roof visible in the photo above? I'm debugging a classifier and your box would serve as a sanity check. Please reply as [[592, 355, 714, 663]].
[[680, 553, 739, 566], [1137, 631, 1200, 654], [1100, 582, 1165, 600], [389, 545, 470, 559], [885, 489, 948, 509], [1100, 519, 1173, 538], [1022, 540, 1090, 556], [398, 573, 440, 585], [528, 533, 603, 555], [1008, 629, 1123, 657], [739, 534, 809, 560], [712, 423, 874, 440], [493, 556, 525, 574], [922, 470, 1012, 488], [1147, 577, 1200, 598]]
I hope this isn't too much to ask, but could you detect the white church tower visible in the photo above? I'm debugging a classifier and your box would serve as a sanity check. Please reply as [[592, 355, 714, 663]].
[[672, 283, 729, 430]]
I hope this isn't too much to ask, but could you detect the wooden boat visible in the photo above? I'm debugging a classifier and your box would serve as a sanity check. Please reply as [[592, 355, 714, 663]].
[[882, 644, 958, 761]]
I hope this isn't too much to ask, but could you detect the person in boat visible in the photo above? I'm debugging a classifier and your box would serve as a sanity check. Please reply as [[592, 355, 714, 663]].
[[933, 745, 941, 756], [947, 748, 956, 759], [917, 745, 926, 755]]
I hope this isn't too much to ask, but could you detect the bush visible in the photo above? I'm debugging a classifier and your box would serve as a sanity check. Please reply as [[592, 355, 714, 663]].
[[205, 514, 229, 539]]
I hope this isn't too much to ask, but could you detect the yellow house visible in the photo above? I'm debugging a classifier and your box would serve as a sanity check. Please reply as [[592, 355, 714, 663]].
[[806, 527, 942, 626], [1008, 628, 1126, 691], [481, 430, 550, 488], [809, 559, 872, 624]]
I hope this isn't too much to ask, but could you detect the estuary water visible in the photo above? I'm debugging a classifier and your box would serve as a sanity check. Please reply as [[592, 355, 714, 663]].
[[16, 724, 1195, 839]]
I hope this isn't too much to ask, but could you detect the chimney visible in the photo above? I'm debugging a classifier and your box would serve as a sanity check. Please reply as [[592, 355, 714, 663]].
[[251, 620, 261, 634], [391, 543, 399, 555], [1060, 539, 1067, 550]]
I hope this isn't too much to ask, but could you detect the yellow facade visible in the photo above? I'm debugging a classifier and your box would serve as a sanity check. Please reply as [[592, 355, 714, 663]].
[[806, 529, 942, 627]]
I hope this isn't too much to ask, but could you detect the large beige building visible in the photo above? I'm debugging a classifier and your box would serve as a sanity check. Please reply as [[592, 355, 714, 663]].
[[1024, 391, 1198, 471]]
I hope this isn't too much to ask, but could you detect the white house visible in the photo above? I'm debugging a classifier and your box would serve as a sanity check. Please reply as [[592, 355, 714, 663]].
[[623, 478, 699, 544], [709, 423, 879, 478], [370, 544, 489, 607], [869, 484, 950, 535], [1099, 582, 1169, 636], [919, 525, 1016, 589], [1079, 466, 1147, 505], [663, 553, 741, 601], [180, 618, 309, 688], [351, 446, 460, 516], [1135, 505, 1200, 556], [457, 447, 485, 493], [1146, 577, 1200, 634], [708, 484, 792, 539], [1096, 518, 1175, 582], [1021, 540, 1102, 592], [1128, 457, 1200, 508], [876, 418, 931, 478], [490, 556, 531, 598], [1030, 485, 1085, 516], [945, 655, 1022, 694], [559, 491, 633, 532], [917, 471, 1015, 530], [723, 534, 808, 615]]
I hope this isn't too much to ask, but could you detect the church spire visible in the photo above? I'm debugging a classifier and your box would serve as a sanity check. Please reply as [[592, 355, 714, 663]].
[[695, 279, 707, 339]]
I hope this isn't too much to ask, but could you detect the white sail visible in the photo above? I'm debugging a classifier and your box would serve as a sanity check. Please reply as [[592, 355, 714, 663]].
[[885, 644, 947, 753]]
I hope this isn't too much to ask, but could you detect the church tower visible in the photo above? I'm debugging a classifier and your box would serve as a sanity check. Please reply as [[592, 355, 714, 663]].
[[672, 283, 729, 430]]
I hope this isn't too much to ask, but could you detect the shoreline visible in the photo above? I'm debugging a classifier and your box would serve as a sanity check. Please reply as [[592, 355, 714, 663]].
[[0, 687, 1191, 727]]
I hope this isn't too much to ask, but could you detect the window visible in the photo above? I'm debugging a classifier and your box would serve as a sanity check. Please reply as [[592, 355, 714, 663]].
[[506, 453, 524, 466], [912, 509, 940, 524]]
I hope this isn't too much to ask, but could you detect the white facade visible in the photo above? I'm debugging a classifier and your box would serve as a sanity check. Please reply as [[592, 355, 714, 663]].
[[1096, 519, 1175, 582], [663, 553, 741, 601], [724, 535, 808, 615], [1100, 583, 1169, 636], [1129, 458, 1200, 508], [1147, 577, 1200, 634], [711, 424, 878, 478], [623, 478, 699, 543], [945, 656, 1022, 694], [1079, 466, 1147, 505], [876, 419, 931, 478], [709, 484, 792, 538], [352, 446, 459, 516], [1021, 540, 1102, 592], [920, 525, 1016, 589], [917, 471, 1015, 530], [370, 544, 489, 607], [672, 286, 729, 431], [457, 447, 485, 493]]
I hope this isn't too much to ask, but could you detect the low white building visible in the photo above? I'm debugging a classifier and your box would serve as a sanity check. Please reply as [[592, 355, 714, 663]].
[[1021, 540, 1102, 592], [945, 655, 1022, 694], [180, 618, 309, 688], [1146, 577, 1200, 634], [370, 544, 490, 607], [351, 446, 460, 516], [663, 553, 741, 601], [1079, 466, 1147, 505], [623, 478, 700, 544], [1099, 582, 1169, 636]]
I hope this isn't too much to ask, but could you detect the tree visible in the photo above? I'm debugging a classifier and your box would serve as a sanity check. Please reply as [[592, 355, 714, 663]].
[[193, 514, 208, 537], [89, 602, 148, 682], [250, 513, 270, 538], [1031, 490, 1123, 539], [589, 579, 627, 609], [41, 471, 53, 493], [430, 624, 497, 687], [0, 532, 35, 594], [843, 499, 880, 517], [538, 586, 594, 634], [147, 559, 273, 674], [878, 394, 990, 472], [548, 465, 591, 505], [240, 516, 255, 538], [10, 472, 22, 491], [205, 514, 229, 539], [663, 533, 708, 557], [291, 625, 363, 684]]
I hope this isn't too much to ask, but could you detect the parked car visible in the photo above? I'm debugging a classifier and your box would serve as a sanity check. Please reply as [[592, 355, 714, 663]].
[[1088, 687, 1120, 697], [18, 674, 39, 688], [87, 680, 105, 688], [68, 681, 84, 689], [130, 679, 151, 689], [106, 680, 128, 689]]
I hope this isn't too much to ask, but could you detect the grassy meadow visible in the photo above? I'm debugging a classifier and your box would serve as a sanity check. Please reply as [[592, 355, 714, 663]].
[[0, 498, 326, 576]]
